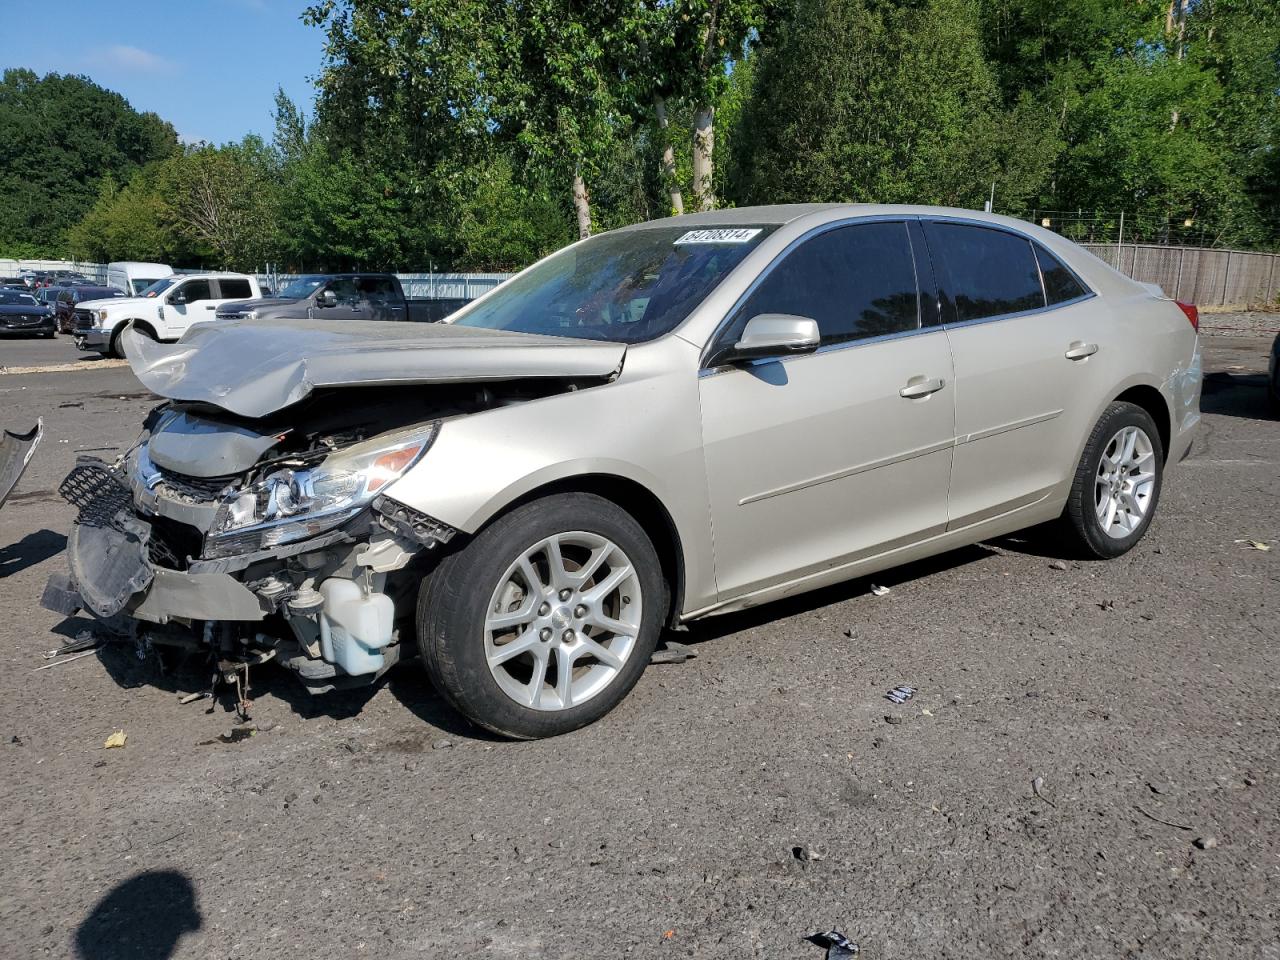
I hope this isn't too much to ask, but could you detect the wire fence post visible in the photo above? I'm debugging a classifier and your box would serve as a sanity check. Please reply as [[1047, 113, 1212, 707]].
[[1222, 250, 1232, 306], [1116, 210, 1124, 265], [1176, 246, 1186, 301], [1267, 253, 1278, 307]]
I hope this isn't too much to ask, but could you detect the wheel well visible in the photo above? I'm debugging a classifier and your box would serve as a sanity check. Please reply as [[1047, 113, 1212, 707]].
[[494, 475, 686, 626], [1115, 385, 1171, 462]]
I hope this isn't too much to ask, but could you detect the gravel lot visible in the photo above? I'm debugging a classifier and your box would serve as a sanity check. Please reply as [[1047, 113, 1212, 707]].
[[1, 329, 1277, 960]]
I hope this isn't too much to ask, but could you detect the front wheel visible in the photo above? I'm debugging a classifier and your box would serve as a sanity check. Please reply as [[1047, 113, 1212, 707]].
[[1062, 401, 1164, 558], [417, 493, 666, 739]]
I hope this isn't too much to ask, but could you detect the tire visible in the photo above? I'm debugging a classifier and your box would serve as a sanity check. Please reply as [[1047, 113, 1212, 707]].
[[417, 493, 667, 739], [108, 328, 126, 359], [1062, 401, 1164, 558]]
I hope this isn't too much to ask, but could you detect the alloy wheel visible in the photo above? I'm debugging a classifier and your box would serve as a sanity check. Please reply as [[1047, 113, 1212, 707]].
[[1094, 425, 1156, 539], [483, 531, 642, 711]]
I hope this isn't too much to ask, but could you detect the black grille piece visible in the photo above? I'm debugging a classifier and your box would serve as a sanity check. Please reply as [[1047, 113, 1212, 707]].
[[73, 309, 95, 330], [146, 514, 204, 570], [155, 466, 236, 501], [59, 459, 132, 531]]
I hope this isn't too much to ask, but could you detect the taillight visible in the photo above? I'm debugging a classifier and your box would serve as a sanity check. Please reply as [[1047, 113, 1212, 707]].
[[1175, 300, 1199, 332]]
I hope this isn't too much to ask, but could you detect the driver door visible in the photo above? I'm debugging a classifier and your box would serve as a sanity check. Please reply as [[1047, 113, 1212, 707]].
[[698, 220, 956, 599], [163, 279, 214, 337]]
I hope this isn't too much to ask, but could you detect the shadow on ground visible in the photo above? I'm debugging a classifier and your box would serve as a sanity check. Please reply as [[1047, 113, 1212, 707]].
[[74, 869, 200, 960], [0, 528, 65, 578]]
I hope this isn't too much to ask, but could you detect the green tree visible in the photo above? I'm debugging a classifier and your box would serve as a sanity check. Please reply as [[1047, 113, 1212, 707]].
[[730, 0, 1021, 208], [0, 69, 178, 256]]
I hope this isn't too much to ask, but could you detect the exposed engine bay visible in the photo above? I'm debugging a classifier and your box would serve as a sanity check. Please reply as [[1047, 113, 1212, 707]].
[[40, 377, 598, 703]]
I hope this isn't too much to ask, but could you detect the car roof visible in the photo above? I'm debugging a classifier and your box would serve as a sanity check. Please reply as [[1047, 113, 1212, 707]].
[[620, 202, 1076, 231]]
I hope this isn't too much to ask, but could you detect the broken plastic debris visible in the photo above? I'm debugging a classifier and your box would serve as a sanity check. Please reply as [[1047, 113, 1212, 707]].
[[650, 641, 695, 665], [885, 685, 915, 704], [103, 730, 127, 749], [1235, 539, 1271, 552], [870, 584, 890, 596], [804, 930, 860, 958]]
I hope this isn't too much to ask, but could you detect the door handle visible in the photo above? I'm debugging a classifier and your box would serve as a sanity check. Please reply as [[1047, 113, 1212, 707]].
[[1065, 341, 1098, 360], [204, 304, 216, 310], [899, 376, 946, 399]]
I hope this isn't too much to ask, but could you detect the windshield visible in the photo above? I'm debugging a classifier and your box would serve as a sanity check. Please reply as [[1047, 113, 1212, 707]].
[[138, 278, 175, 298], [0, 290, 38, 305], [278, 276, 326, 299], [451, 225, 774, 343]]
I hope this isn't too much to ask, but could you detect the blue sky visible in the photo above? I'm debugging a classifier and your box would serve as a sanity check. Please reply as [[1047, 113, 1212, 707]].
[[0, 0, 322, 145]]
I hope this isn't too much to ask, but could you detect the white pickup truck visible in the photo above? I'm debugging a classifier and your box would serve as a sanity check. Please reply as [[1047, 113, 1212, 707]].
[[73, 273, 262, 357]]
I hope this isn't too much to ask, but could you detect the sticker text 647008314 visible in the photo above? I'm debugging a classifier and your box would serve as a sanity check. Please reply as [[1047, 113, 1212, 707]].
[[673, 228, 763, 245]]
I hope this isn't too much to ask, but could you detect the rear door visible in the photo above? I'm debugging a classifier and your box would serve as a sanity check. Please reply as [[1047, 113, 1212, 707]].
[[699, 220, 955, 598], [212, 277, 255, 317], [922, 219, 1111, 529]]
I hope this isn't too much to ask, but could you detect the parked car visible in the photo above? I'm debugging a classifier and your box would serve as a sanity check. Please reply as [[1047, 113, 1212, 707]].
[[0, 288, 54, 338], [35, 285, 67, 312], [54, 285, 126, 334], [41, 205, 1201, 738], [72, 273, 261, 356], [216, 273, 415, 323], [105, 261, 173, 297]]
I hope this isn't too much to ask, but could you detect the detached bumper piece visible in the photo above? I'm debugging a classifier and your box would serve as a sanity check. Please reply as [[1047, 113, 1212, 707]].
[[47, 457, 264, 623], [0, 419, 43, 509]]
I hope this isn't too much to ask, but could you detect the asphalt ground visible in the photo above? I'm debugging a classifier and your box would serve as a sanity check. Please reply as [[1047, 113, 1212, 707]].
[[0, 324, 1277, 959]]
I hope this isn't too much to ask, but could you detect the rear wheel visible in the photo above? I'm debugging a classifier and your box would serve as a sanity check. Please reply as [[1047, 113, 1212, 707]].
[[1062, 401, 1164, 558], [417, 493, 666, 739]]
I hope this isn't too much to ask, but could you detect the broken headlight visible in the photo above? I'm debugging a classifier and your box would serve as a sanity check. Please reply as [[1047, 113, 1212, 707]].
[[205, 423, 439, 557]]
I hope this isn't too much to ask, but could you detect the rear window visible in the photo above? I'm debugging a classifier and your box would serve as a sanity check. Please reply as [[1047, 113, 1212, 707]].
[[1034, 244, 1089, 305], [923, 222, 1045, 323], [217, 278, 253, 299]]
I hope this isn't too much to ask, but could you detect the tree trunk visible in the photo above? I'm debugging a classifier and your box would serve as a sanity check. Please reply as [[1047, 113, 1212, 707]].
[[572, 168, 592, 239], [653, 95, 684, 217], [692, 104, 715, 212]]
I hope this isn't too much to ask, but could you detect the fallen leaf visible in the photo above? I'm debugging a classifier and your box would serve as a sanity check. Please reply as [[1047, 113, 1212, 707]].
[[103, 730, 127, 749], [921, 708, 934, 717], [1247, 540, 1271, 552], [662, 930, 676, 940]]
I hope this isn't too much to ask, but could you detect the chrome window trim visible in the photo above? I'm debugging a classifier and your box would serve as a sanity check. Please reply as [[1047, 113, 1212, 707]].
[[936, 292, 1096, 332], [699, 214, 929, 370]]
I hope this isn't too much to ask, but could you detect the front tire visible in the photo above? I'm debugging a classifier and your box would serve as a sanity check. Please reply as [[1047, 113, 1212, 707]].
[[417, 493, 666, 739], [1063, 401, 1164, 558]]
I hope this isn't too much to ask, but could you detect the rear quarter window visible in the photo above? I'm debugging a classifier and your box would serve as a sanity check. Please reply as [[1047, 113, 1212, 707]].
[[1034, 244, 1089, 305], [923, 221, 1046, 323]]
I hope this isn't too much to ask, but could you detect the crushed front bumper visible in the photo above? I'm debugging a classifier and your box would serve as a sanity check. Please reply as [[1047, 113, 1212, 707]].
[[41, 459, 266, 624]]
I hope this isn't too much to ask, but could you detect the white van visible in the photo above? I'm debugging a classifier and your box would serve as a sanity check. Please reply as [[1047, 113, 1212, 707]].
[[106, 262, 173, 297]]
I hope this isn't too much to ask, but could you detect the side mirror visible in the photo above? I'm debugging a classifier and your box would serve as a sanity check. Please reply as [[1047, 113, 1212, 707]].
[[318, 289, 338, 308], [170, 290, 187, 305], [718, 313, 821, 365]]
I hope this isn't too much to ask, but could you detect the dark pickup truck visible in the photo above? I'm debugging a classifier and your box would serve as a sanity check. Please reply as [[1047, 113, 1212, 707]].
[[216, 273, 464, 324]]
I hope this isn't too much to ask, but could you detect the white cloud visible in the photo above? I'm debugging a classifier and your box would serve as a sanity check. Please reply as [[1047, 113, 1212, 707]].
[[90, 45, 177, 75]]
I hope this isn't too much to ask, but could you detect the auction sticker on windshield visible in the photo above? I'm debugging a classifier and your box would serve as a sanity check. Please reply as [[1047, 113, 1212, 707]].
[[674, 228, 763, 244]]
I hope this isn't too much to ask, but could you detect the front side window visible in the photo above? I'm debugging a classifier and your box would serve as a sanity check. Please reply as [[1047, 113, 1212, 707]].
[[924, 222, 1045, 323], [452, 225, 775, 344], [1034, 244, 1089, 305], [140, 278, 175, 298], [720, 221, 923, 349], [179, 280, 212, 303]]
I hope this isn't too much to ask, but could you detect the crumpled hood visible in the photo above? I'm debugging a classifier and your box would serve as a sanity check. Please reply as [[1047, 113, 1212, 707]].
[[123, 319, 626, 418]]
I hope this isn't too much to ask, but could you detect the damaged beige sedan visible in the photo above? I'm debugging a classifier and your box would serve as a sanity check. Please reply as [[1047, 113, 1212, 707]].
[[41, 205, 1202, 738]]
